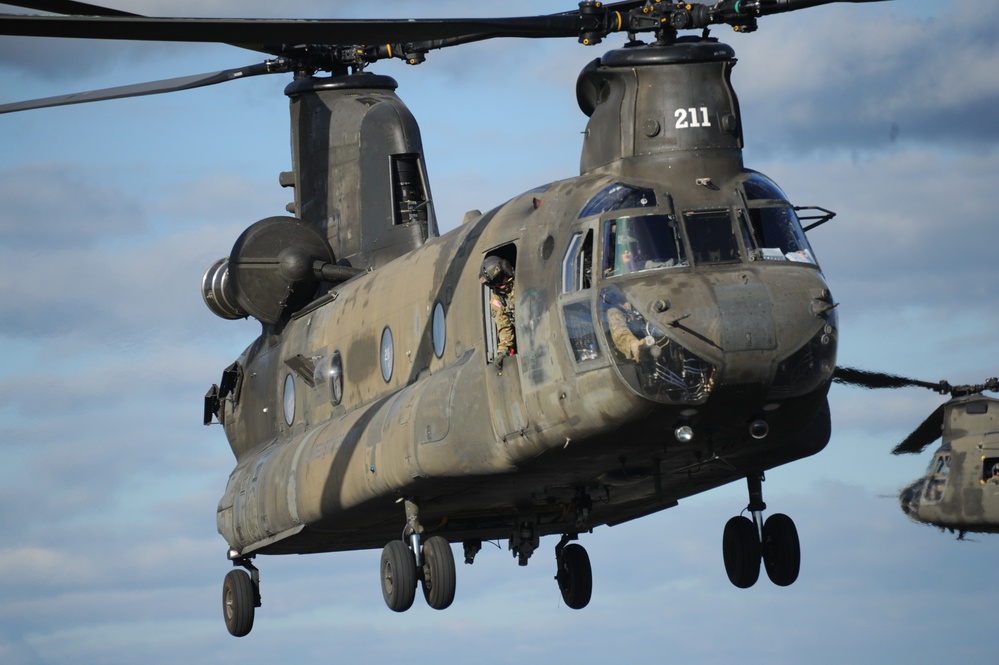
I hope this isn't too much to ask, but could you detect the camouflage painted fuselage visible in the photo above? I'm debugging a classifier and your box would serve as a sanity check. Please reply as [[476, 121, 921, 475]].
[[211, 40, 838, 557]]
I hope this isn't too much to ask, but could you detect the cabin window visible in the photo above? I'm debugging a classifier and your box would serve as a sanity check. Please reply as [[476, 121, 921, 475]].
[[330, 352, 344, 405], [432, 301, 446, 358], [283, 373, 296, 426], [380, 327, 394, 382], [602, 214, 687, 277], [313, 351, 344, 406], [579, 182, 657, 218], [561, 230, 593, 293]]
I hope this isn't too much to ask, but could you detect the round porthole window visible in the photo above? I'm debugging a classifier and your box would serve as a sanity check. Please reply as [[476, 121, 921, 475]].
[[432, 301, 446, 358], [283, 373, 296, 426], [380, 327, 394, 382], [330, 351, 344, 405]]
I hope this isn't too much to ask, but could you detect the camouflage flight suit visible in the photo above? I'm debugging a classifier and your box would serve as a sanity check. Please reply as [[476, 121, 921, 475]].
[[490, 281, 516, 359], [607, 303, 642, 361]]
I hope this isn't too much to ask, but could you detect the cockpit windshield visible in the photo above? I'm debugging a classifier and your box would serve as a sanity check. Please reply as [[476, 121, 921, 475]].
[[602, 214, 687, 277], [684, 209, 741, 265]]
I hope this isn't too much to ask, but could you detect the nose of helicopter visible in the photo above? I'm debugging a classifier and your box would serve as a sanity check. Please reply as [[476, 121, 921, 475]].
[[899, 479, 924, 517], [598, 271, 836, 406]]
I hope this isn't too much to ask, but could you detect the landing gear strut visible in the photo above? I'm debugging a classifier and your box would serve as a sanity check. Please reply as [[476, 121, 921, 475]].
[[379, 498, 456, 612], [722, 473, 800, 588]]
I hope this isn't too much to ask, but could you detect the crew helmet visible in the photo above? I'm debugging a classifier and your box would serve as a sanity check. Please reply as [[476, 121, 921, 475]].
[[479, 255, 514, 286]]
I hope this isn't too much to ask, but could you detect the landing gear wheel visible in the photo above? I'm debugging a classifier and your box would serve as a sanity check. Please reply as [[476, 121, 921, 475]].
[[222, 569, 255, 637], [723, 515, 761, 589], [762, 513, 800, 586], [556, 543, 592, 609], [421, 535, 456, 610], [381, 539, 417, 612]]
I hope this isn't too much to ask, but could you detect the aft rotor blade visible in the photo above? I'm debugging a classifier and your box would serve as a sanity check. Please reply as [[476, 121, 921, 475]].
[[1, 1, 135, 15], [0, 61, 284, 114], [0, 2, 308, 57], [0, 14, 585, 47], [892, 404, 946, 455]]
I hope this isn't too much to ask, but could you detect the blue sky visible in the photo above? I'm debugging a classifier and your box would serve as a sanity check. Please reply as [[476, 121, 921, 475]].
[[1, 1, 997, 663]]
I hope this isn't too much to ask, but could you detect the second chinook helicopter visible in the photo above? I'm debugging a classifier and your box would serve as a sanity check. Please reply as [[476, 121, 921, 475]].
[[836, 369, 999, 538], [2, 0, 891, 637]]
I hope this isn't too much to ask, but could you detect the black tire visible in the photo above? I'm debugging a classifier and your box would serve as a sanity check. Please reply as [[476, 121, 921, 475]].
[[722, 515, 761, 589], [381, 539, 417, 612], [762, 513, 800, 587], [222, 569, 255, 637], [556, 543, 592, 609], [421, 535, 457, 610]]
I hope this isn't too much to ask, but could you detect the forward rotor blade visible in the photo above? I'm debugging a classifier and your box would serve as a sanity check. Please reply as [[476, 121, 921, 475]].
[[892, 404, 946, 455], [833, 367, 948, 393], [762, 0, 891, 11], [0, 61, 283, 114]]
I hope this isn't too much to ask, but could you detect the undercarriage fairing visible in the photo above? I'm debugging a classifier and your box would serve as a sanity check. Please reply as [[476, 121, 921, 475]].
[[218, 366, 832, 556]]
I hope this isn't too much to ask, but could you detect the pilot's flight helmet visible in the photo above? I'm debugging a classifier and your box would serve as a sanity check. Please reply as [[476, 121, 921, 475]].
[[480, 255, 514, 287]]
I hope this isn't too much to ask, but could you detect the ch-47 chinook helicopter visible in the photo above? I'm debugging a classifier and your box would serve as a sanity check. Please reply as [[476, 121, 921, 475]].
[[835, 369, 999, 539], [2, 0, 888, 637]]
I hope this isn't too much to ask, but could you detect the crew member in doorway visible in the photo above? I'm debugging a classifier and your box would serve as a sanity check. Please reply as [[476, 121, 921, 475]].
[[480, 256, 516, 369]]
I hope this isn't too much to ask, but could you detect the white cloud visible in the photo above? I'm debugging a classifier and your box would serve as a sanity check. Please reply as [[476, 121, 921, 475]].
[[737, 2, 999, 154]]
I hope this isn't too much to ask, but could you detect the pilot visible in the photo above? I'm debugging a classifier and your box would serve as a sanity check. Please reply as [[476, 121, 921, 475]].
[[987, 463, 999, 484], [480, 255, 516, 369], [605, 223, 642, 276], [618, 243, 640, 274]]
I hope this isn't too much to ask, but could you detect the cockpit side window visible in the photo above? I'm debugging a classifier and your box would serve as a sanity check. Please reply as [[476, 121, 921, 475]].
[[744, 206, 817, 265], [741, 171, 817, 265], [561, 230, 593, 293], [602, 214, 687, 277]]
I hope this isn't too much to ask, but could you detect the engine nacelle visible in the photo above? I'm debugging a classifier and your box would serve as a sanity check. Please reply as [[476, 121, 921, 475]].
[[202, 257, 247, 320], [202, 216, 337, 324]]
